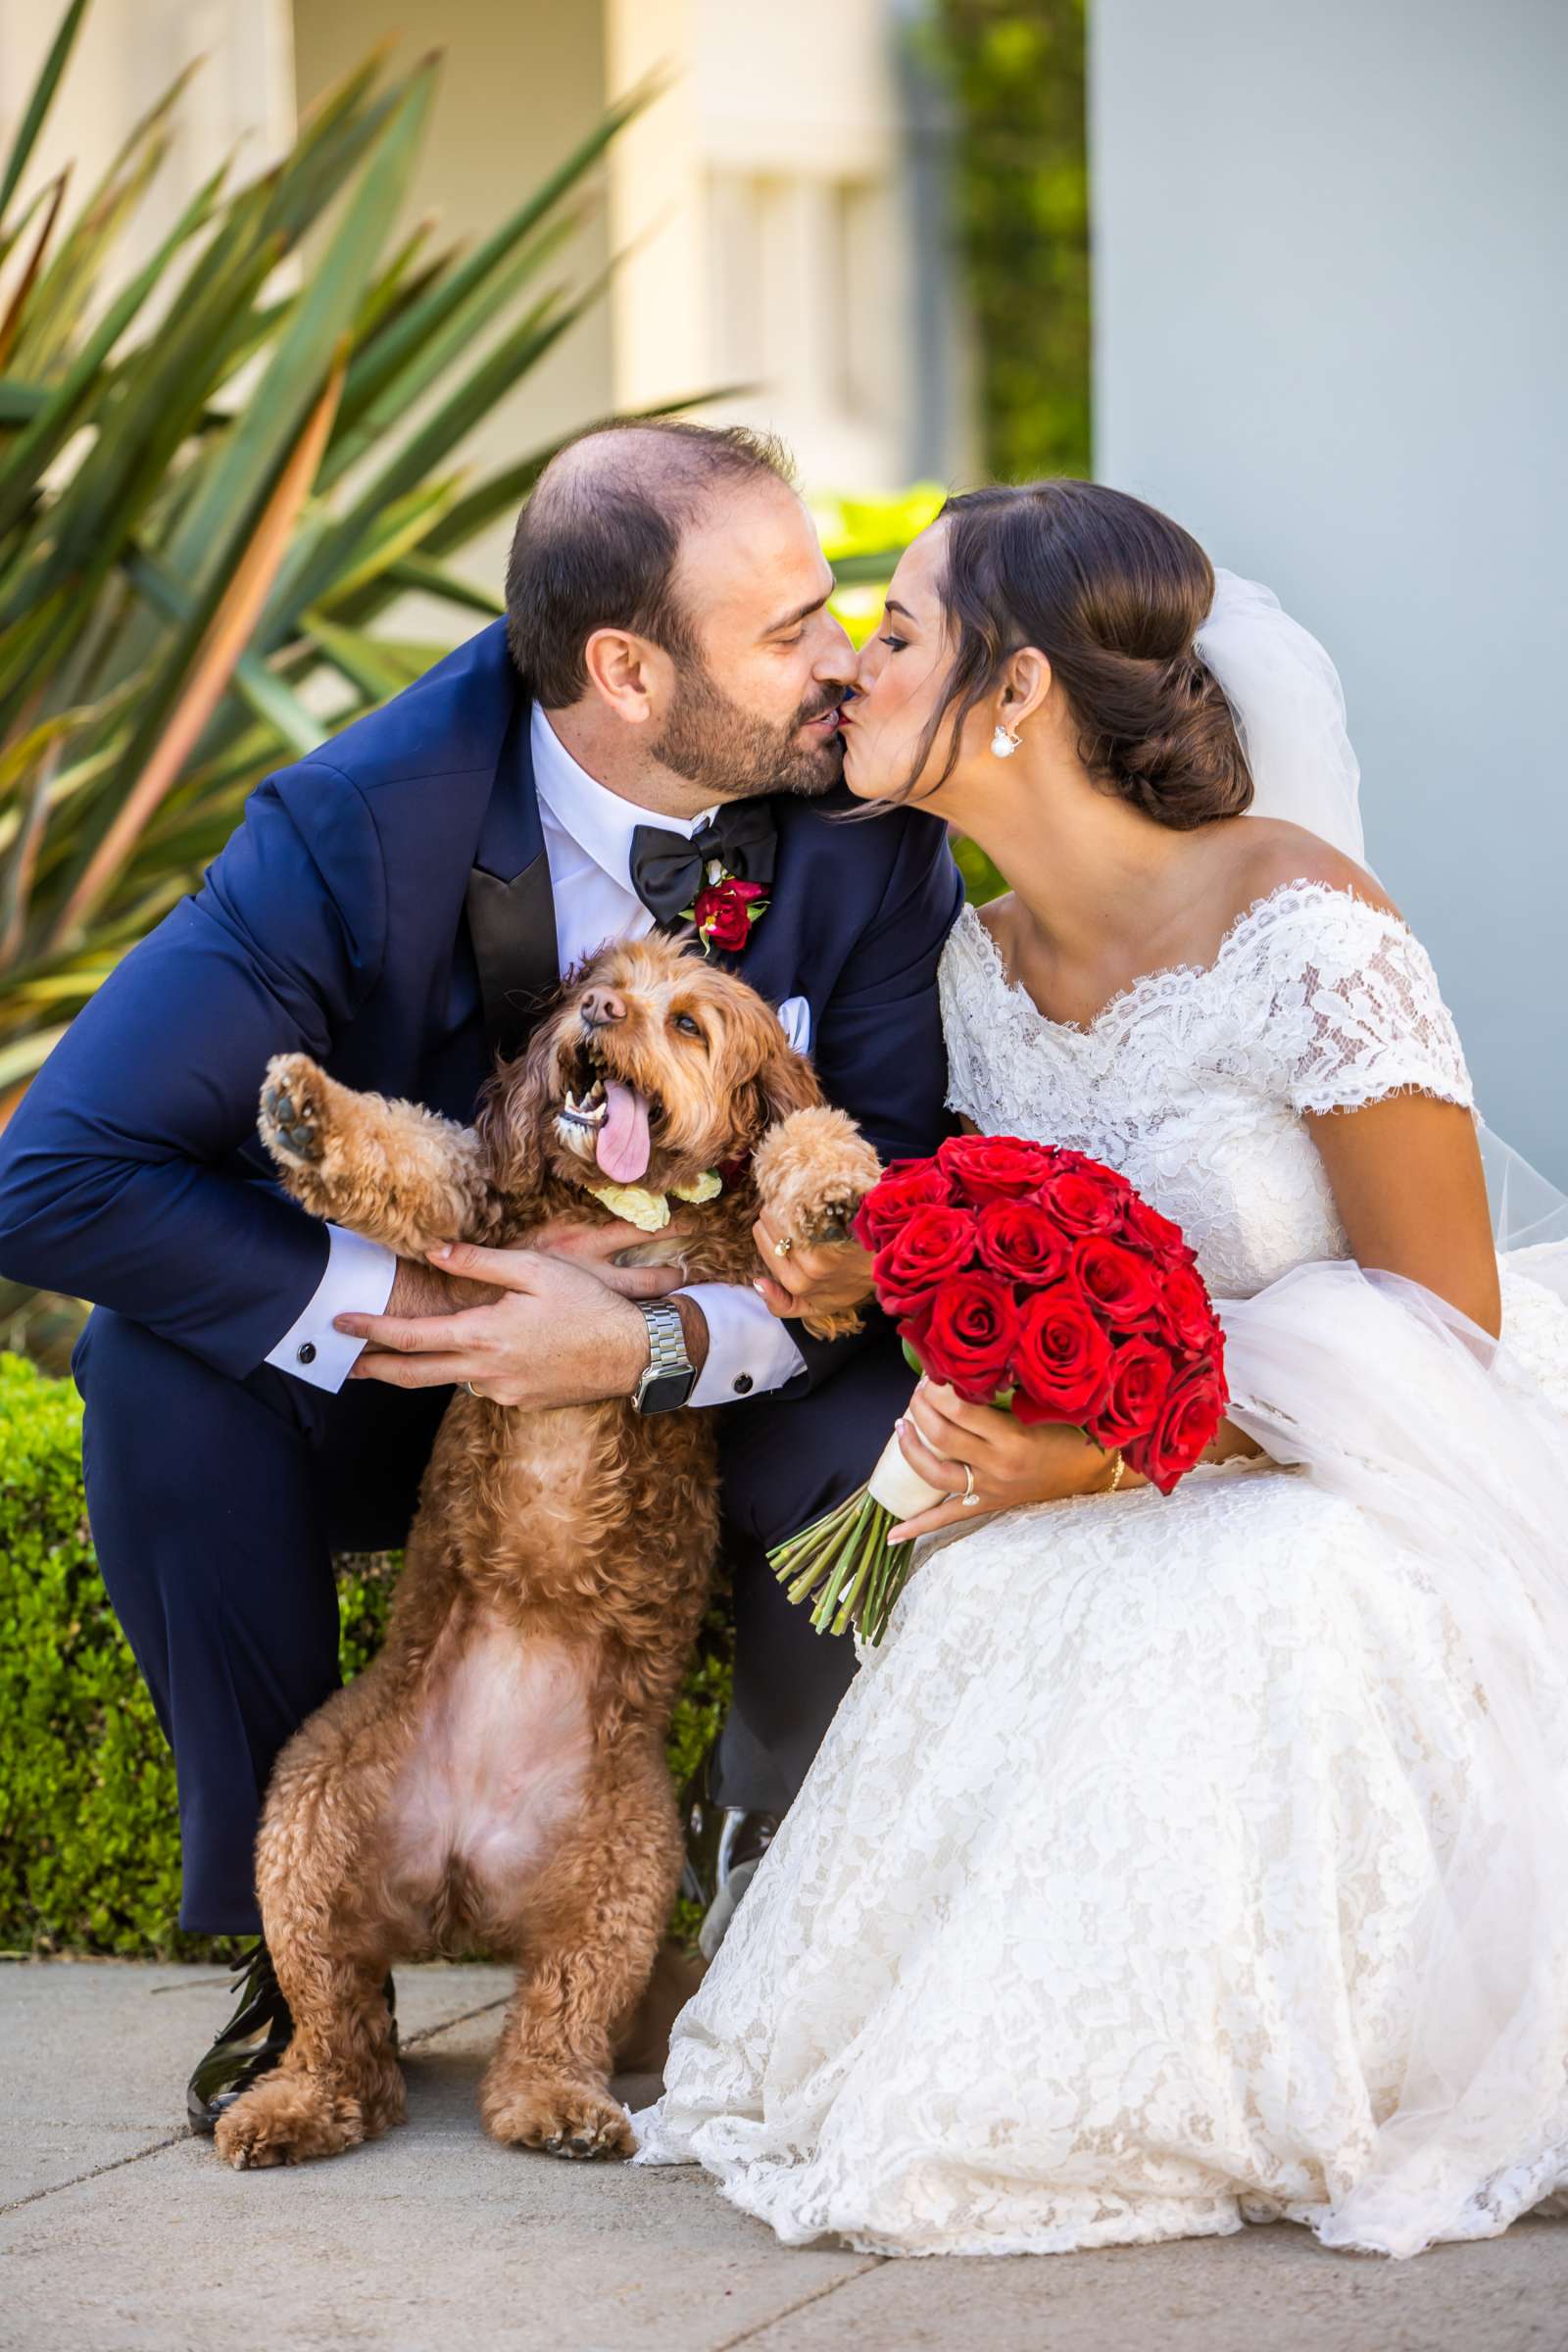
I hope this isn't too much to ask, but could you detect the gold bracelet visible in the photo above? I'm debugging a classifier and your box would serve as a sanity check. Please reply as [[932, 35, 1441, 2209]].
[[1102, 1449, 1126, 1495]]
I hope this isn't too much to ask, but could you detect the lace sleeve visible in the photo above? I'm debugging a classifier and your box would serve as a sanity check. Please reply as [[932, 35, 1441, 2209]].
[[1249, 886, 1475, 1117], [938, 908, 999, 1127]]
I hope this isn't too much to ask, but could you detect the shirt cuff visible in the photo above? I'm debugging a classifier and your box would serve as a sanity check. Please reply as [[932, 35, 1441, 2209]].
[[263, 1223, 398, 1394], [679, 1283, 808, 1407]]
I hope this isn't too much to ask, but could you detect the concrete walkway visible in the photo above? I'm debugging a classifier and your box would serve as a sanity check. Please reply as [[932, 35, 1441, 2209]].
[[3, 1962, 1565, 2351]]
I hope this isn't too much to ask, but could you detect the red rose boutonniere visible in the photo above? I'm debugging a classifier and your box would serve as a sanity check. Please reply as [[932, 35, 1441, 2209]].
[[685, 864, 770, 956]]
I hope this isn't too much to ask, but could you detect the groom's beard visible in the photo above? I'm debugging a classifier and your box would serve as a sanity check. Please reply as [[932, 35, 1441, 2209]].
[[653, 660, 844, 802]]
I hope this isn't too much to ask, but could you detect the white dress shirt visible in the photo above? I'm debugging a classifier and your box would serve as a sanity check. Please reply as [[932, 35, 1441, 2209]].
[[266, 705, 808, 1405]]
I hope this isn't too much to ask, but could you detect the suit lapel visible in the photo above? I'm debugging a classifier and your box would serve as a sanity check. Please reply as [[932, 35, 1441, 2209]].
[[705, 800, 803, 1003], [465, 693, 560, 1061]]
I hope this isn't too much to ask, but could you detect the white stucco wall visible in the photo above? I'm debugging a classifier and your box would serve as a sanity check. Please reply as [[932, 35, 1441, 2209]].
[[1091, 0, 1567, 1179], [606, 0, 964, 491]]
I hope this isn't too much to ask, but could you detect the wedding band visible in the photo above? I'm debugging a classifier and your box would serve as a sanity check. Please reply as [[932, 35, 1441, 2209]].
[[960, 1462, 982, 1508], [466, 1381, 484, 1399], [772, 1235, 793, 1258]]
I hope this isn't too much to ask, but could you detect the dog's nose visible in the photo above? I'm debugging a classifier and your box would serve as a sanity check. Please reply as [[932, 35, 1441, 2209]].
[[580, 988, 628, 1028]]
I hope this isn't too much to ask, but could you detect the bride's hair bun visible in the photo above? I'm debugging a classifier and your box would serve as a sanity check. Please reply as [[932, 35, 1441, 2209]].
[[911, 479, 1252, 828]]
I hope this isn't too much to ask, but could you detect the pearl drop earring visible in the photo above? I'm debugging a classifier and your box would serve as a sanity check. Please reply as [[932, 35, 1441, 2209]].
[[992, 722, 1022, 759]]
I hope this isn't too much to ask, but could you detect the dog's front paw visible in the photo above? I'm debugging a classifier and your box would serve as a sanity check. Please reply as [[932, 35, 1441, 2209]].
[[480, 2072, 634, 2162], [260, 1053, 335, 1169], [754, 1104, 882, 1250], [214, 2068, 382, 2170]]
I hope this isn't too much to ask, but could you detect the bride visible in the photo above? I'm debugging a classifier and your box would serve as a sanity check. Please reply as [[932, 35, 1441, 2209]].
[[632, 479, 1568, 2260]]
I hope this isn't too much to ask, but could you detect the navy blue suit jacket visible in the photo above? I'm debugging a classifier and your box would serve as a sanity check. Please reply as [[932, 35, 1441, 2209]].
[[0, 622, 962, 1383]]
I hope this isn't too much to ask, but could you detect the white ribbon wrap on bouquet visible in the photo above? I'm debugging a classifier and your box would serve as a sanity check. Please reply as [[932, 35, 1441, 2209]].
[[866, 1428, 945, 1523], [1216, 1248, 1568, 2255]]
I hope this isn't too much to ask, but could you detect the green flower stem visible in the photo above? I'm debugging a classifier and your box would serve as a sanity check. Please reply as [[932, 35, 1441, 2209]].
[[861, 1534, 915, 1646], [769, 1479, 922, 1643], [808, 1505, 867, 1632], [830, 1502, 884, 1637], [776, 1488, 865, 1607]]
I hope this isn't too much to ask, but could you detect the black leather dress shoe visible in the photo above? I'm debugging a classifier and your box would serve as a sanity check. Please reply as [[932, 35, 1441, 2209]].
[[680, 1752, 780, 1960], [186, 1941, 292, 2133], [185, 1942, 397, 2133]]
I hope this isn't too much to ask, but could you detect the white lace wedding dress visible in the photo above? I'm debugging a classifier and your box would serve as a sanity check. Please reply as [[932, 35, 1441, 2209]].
[[634, 883, 1568, 2259]]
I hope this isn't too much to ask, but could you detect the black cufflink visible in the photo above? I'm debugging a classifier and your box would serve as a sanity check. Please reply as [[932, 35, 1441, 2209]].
[[732, 1372, 754, 1395], [297, 1342, 318, 1365]]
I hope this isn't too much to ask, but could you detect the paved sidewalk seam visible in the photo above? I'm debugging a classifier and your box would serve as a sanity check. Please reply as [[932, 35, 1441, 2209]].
[[0, 2128, 193, 2220], [0, 1986, 510, 2221], [400, 1993, 510, 2050], [710, 2258, 886, 2350]]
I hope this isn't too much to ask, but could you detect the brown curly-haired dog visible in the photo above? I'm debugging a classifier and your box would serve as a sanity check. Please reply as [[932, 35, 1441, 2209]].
[[211, 933, 879, 2173]]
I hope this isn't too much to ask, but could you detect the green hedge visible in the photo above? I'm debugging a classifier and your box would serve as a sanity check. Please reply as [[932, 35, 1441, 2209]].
[[0, 1351, 728, 1958]]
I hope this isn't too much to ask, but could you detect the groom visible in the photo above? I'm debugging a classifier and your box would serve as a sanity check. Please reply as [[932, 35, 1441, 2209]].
[[0, 419, 960, 2121]]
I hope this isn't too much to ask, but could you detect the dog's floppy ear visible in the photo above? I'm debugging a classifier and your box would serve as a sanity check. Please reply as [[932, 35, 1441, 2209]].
[[757, 1030, 822, 1128], [474, 1036, 553, 1196]]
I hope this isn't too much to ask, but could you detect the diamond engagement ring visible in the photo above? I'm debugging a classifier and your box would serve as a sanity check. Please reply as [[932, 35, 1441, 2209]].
[[772, 1234, 793, 1257], [961, 1462, 982, 1508]]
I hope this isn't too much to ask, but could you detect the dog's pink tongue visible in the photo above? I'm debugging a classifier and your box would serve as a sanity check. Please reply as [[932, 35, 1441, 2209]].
[[596, 1080, 652, 1183]]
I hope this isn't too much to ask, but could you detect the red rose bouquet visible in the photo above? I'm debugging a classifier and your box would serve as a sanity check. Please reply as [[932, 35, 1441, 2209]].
[[769, 1135, 1229, 1643]]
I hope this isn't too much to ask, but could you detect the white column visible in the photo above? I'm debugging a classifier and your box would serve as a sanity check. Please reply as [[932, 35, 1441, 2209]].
[[602, 0, 918, 490], [603, 0, 710, 418]]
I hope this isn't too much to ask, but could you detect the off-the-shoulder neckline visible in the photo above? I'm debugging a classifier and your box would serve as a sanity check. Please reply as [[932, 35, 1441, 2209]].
[[956, 877, 1410, 1043]]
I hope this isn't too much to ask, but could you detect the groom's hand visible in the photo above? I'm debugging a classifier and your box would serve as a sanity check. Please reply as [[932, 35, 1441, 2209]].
[[334, 1239, 693, 1407]]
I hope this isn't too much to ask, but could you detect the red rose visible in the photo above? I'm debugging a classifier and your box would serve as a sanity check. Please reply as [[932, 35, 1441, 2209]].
[[1072, 1235, 1164, 1331], [872, 1206, 980, 1317], [691, 876, 768, 953], [937, 1133, 1059, 1204], [1127, 1360, 1229, 1494], [853, 1158, 954, 1251], [1155, 1260, 1220, 1354], [1119, 1193, 1194, 1266], [974, 1199, 1070, 1287], [1039, 1162, 1129, 1237], [1087, 1338, 1172, 1450], [1009, 1282, 1114, 1426], [906, 1271, 1020, 1402]]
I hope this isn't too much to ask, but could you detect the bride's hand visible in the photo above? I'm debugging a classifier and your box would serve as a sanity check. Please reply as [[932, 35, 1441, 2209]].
[[750, 1208, 874, 1325], [889, 1380, 1130, 1543]]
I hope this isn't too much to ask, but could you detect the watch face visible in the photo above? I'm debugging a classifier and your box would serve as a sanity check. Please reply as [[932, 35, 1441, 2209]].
[[639, 1367, 697, 1415]]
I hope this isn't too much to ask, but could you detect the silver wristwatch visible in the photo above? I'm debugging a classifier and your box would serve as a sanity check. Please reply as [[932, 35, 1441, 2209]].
[[631, 1299, 698, 1414]]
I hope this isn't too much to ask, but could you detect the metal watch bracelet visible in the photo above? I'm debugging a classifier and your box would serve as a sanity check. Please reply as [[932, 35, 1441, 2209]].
[[631, 1298, 697, 1414]]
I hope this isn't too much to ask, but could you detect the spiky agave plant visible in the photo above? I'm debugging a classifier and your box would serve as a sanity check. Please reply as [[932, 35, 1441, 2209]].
[[0, 3, 700, 1363]]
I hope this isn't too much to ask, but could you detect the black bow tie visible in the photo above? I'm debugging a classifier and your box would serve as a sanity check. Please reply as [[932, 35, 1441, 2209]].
[[628, 803, 778, 927]]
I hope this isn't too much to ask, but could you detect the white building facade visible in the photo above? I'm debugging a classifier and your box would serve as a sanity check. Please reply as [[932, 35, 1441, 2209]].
[[1091, 0, 1568, 1178], [1, 0, 966, 513]]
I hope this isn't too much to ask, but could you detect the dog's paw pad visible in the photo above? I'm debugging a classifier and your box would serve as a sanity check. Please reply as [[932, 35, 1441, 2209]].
[[259, 1056, 330, 1165], [796, 1187, 860, 1246], [260, 1087, 320, 1163]]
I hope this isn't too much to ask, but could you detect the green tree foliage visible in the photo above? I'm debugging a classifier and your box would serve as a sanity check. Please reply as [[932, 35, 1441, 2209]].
[[931, 0, 1090, 483]]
